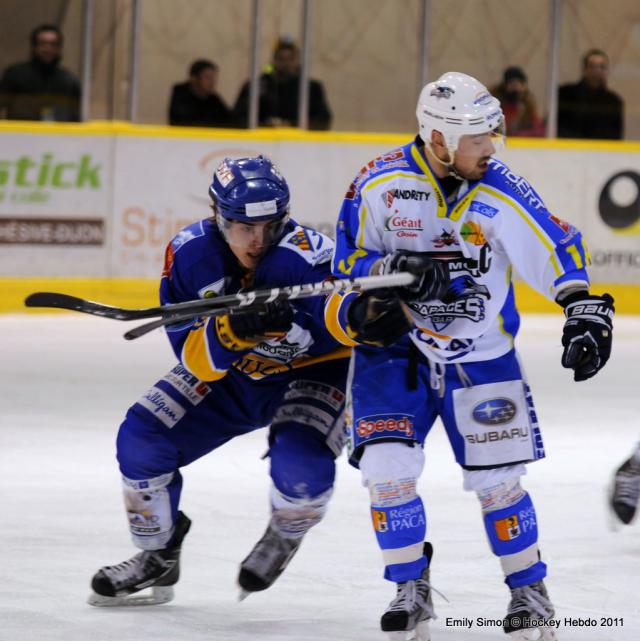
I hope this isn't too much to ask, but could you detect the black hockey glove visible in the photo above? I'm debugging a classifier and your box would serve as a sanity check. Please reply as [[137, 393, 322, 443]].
[[215, 301, 294, 350], [559, 291, 614, 382], [346, 289, 414, 347], [379, 250, 450, 302]]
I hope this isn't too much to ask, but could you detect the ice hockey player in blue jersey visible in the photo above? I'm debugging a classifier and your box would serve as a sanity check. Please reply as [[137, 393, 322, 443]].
[[329, 72, 615, 641], [88, 155, 351, 607]]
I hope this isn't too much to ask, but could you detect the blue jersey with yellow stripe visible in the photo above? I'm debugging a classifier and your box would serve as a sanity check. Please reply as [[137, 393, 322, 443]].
[[160, 217, 349, 382], [331, 137, 590, 363]]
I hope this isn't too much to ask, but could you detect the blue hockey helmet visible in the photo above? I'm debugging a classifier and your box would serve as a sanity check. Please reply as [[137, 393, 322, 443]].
[[208, 155, 290, 224]]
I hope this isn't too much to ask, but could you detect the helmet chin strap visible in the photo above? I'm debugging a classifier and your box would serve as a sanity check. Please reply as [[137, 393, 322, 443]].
[[425, 141, 464, 179]]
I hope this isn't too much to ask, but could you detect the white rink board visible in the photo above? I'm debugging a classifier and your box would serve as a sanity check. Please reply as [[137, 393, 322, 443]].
[[2, 313, 640, 640], [0, 129, 639, 282]]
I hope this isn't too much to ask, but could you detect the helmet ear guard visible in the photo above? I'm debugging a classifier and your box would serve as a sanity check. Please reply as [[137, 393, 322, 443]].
[[416, 72, 506, 155]]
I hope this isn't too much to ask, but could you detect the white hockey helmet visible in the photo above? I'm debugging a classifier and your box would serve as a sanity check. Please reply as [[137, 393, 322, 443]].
[[416, 71, 505, 153]]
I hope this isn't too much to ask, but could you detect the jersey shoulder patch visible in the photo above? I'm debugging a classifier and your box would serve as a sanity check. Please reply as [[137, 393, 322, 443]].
[[344, 145, 413, 200], [280, 225, 334, 266]]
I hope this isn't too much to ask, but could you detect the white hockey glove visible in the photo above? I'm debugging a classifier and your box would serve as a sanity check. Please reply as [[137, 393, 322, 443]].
[[559, 291, 614, 382]]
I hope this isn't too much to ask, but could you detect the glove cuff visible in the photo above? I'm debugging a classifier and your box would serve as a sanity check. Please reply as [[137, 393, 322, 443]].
[[215, 314, 261, 351]]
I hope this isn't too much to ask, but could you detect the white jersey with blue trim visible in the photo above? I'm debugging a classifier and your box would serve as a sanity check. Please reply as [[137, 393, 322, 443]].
[[332, 137, 591, 364]]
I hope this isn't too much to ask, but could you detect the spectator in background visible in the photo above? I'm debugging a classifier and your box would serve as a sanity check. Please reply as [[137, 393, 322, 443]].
[[168, 59, 231, 127], [0, 24, 80, 121], [234, 38, 332, 130], [491, 66, 545, 137], [557, 49, 623, 139]]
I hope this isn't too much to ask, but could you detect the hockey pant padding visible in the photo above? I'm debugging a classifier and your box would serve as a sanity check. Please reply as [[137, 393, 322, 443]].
[[466, 467, 546, 588], [122, 472, 183, 550], [269, 422, 336, 498], [360, 441, 427, 582]]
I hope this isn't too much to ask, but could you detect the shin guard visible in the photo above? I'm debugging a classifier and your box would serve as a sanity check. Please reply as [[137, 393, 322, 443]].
[[482, 491, 546, 588]]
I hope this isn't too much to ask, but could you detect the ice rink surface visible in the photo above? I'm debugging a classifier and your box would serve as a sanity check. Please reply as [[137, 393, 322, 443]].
[[3, 312, 640, 641]]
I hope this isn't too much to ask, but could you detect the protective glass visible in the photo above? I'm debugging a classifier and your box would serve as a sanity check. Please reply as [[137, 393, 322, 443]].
[[217, 215, 289, 248]]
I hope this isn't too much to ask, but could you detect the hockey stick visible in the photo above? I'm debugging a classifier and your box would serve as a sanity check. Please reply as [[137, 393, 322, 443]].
[[25, 272, 415, 324]]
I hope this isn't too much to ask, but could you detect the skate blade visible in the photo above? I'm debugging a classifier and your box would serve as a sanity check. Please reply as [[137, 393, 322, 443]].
[[238, 588, 251, 602], [386, 620, 431, 641], [508, 627, 557, 641], [87, 585, 174, 607]]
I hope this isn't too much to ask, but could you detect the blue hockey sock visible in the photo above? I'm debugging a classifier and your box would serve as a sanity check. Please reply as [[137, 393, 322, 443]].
[[371, 496, 427, 582], [483, 491, 546, 588]]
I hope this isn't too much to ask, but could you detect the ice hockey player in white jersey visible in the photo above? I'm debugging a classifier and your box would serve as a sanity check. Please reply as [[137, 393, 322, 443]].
[[329, 72, 615, 640]]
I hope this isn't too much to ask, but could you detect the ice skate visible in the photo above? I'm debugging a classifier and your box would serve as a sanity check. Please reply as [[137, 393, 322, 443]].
[[380, 543, 435, 641], [609, 455, 640, 525], [88, 511, 191, 606], [237, 521, 302, 599], [504, 580, 557, 640]]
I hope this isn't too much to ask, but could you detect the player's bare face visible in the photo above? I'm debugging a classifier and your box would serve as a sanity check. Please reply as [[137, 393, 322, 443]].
[[453, 133, 497, 181], [225, 220, 280, 270]]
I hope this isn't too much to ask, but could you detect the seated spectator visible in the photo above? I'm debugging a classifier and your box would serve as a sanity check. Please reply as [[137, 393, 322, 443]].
[[557, 49, 623, 139], [491, 66, 545, 137], [0, 24, 80, 121], [168, 59, 231, 127], [233, 38, 332, 130]]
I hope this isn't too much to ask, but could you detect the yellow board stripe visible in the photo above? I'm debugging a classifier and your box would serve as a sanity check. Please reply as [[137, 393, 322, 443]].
[[478, 185, 562, 277], [2, 120, 640, 152], [4, 277, 640, 314]]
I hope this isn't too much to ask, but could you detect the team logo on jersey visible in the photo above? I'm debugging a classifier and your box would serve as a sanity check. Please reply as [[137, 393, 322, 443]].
[[432, 229, 458, 247], [410, 274, 490, 331], [287, 229, 311, 250], [460, 221, 487, 246], [495, 514, 521, 541], [472, 398, 517, 425], [430, 86, 455, 99]]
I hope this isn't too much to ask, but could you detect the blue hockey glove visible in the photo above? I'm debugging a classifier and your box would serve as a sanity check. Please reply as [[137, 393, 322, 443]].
[[379, 250, 450, 302], [347, 289, 414, 347], [216, 301, 294, 350], [559, 291, 614, 382]]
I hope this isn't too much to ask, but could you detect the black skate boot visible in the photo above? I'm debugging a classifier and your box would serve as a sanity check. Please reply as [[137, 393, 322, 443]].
[[237, 522, 302, 598], [504, 580, 556, 640], [88, 511, 191, 607], [610, 455, 640, 525], [380, 543, 435, 641]]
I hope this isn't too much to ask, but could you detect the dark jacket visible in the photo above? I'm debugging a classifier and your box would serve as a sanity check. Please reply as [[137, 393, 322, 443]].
[[168, 82, 232, 127], [0, 59, 80, 121], [557, 80, 623, 140], [233, 73, 332, 130]]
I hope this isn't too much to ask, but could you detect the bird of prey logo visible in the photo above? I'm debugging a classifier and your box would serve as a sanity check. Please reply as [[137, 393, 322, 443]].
[[430, 86, 455, 99]]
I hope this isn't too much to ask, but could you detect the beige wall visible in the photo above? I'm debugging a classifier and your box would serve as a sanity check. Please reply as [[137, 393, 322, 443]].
[[1, 0, 639, 137]]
